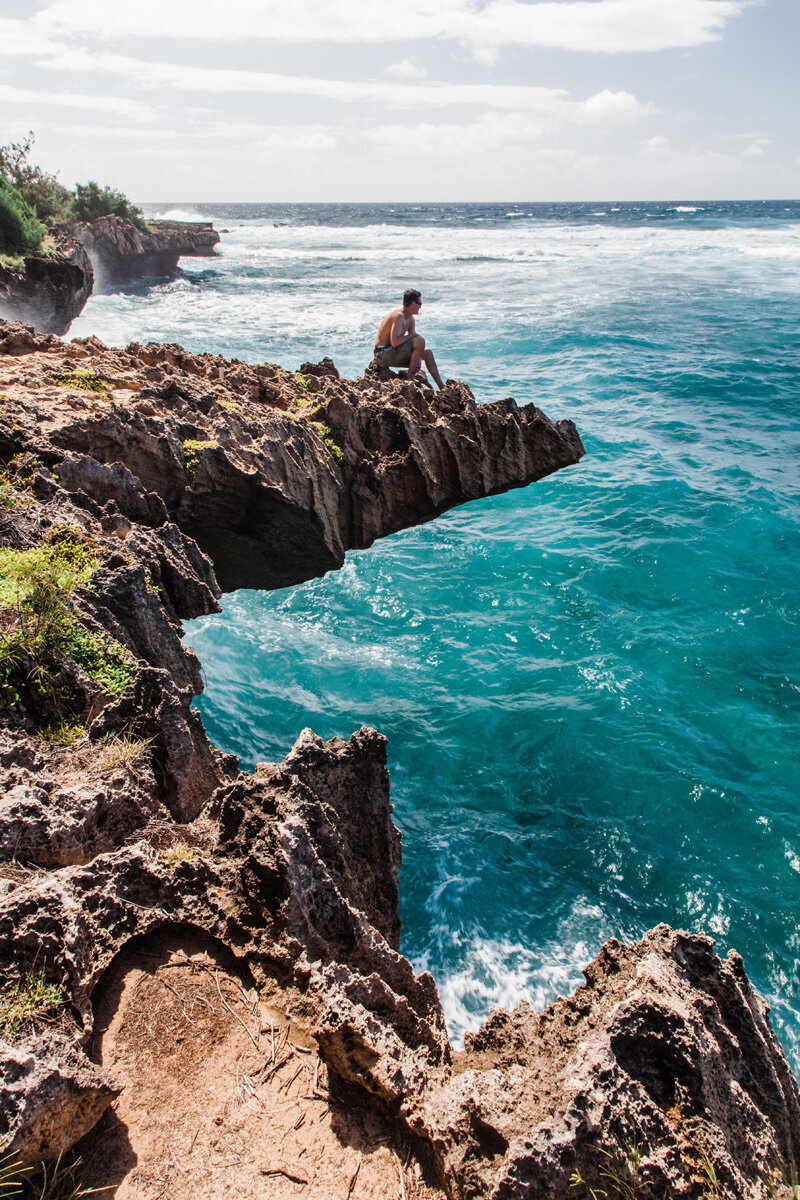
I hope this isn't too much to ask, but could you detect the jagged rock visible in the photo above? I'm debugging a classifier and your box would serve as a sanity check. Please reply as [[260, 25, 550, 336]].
[[0, 323, 584, 591], [8, 320, 796, 1200], [0, 233, 93, 337], [300, 356, 341, 380], [0, 216, 219, 336], [0, 768, 165, 868], [0, 727, 448, 1103], [56, 454, 169, 528], [87, 667, 226, 822], [420, 926, 800, 1199], [0, 1033, 119, 1166], [76, 215, 219, 291]]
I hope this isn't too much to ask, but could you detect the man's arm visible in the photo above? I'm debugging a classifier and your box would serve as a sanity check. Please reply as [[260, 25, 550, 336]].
[[390, 311, 411, 347]]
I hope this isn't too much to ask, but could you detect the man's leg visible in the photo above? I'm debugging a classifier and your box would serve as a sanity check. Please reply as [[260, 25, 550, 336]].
[[406, 336, 425, 378], [423, 348, 445, 390]]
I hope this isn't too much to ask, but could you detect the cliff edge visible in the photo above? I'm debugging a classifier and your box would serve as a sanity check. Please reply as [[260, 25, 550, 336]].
[[0, 215, 220, 335]]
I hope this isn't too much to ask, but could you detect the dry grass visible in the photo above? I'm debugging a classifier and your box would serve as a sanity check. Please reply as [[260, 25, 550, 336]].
[[159, 842, 209, 867], [0, 970, 67, 1042], [95, 733, 151, 773]]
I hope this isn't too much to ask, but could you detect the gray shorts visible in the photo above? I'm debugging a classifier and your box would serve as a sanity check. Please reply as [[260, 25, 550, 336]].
[[373, 337, 415, 368]]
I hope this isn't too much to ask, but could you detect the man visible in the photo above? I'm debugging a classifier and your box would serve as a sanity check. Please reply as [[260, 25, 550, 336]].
[[373, 288, 445, 390]]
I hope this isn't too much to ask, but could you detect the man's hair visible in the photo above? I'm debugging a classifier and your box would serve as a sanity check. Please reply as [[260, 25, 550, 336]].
[[403, 288, 422, 307]]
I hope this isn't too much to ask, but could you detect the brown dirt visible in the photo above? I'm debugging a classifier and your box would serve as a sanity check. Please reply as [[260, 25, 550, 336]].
[[80, 930, 444, 1200]]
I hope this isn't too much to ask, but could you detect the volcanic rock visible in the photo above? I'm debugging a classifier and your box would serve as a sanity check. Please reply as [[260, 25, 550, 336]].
[[0, 324, 584, 590], [77, 214, 219, 291], [0, 1033, 119, 1167], [0, 230, 93, 337], [0, 215, 219, 335], [422, 926, 800, 1198]]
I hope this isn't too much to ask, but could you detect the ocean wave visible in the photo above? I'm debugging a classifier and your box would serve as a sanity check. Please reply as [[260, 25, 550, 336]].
[[146, 206, 208, 222], [416, 899, 607, 1047]]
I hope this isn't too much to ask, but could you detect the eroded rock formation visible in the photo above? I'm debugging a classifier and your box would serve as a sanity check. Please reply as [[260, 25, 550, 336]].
[[0, 322, 583, 589], [0, 215, 219, 335], [0, 228, 93, 337], [0, 319, 797, 1198], [77, 215, 219, 291]]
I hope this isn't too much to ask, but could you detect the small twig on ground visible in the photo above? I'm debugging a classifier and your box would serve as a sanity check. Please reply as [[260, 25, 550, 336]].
[[256, 1048, 293, 1085], [214, 969, 261, 1052], [280, 1063, 305, 1094], [160, 978, 197, 1022], [261, 1168, 309, 1186], [290, 1042, 313, 1054], [347, 1155, 363, 1198], [397, 1154, 407, 1200], [168, 1143, 187, 1175]]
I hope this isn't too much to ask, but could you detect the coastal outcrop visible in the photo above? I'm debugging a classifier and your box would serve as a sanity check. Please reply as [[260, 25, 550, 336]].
[[0, 227, 93, 338], [1, 318, 798, 1198], [0, 215, 219, 336], [0, 323, 583, 590], [77, 215, 219, 291]]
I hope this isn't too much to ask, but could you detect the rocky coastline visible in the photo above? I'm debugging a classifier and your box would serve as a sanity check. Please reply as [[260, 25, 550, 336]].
[[1, 318, 799, 1198], [0, 215, 219, 336]]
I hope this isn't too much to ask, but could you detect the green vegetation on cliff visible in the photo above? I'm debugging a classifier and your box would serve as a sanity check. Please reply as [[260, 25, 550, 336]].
[[70, 180, 147, 230], [0, 531, 137, 714], [0, 130, 148, 255], [0, 178, 47, 257]]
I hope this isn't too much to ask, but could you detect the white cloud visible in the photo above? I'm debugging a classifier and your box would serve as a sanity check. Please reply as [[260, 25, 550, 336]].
[[0, 18, 61, 57], [573, 88, 650, 123], [40, 50, 652, 123], [0, 81, 158, 120], [741, 135, 771, 158], [34, 0, 748, 54], [386, 59, 428, 80]]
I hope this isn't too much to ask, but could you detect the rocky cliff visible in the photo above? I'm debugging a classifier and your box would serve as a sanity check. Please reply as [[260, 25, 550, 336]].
[[0, 319, 798, 1199], [0, 228, 93, 338], [77, 215, 219, 291], [0, 215, 219, 335]]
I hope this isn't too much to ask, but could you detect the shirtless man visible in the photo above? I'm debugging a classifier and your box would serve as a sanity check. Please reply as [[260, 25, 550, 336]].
[[373, 288, 445, 389]]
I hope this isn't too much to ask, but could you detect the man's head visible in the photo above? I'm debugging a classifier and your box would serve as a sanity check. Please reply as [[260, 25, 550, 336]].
[[403, 288, 422, 310]]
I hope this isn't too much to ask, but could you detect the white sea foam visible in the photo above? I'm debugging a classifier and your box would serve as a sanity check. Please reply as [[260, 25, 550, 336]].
[[672, 205, 702, 212], [146, 206, 207, 221], [419, 898, 607, 1047]]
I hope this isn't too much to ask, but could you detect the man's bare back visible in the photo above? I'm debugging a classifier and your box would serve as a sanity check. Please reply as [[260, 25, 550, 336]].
[[373, 288, 445, 390]]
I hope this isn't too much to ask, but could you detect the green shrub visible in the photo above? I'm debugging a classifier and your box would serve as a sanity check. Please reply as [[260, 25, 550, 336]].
[[70, 180, 148, 231], [0, 534, 137, 711], [0, 131, 72, 226], [51, 367, 107, 395], [0, 178, 46, 257], [310, 421, 345, 467], [181, 438, 217, 481]]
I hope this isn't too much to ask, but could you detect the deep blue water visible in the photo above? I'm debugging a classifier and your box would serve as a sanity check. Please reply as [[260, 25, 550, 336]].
[[71, 202, 800, 1063]]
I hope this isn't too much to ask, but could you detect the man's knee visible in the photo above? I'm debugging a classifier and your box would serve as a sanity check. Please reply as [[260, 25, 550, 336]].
[[414, 336, 426, 351]]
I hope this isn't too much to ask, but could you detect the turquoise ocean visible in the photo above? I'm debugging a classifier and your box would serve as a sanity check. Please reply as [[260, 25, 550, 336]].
[[70, 201, 800, 1065]]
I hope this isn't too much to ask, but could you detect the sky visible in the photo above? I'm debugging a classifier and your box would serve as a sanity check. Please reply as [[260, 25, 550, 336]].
[[0, 0, 797, 202]]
